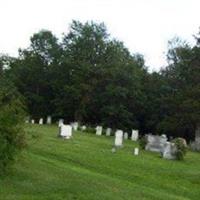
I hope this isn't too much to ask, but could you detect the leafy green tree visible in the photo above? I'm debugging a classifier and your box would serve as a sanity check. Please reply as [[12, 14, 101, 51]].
[[60, 21, 147, 130], [158, 36, 200, 140], [0, 76, 25, 175], [8, 30, 62, 120], [5, 20, 149, 132]]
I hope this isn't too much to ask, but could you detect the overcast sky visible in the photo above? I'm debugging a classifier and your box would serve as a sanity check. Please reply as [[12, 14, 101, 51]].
[[0, 0, 200, 71]]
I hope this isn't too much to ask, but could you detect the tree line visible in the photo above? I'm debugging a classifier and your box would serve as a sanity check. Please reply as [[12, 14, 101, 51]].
[[1, 20, 200, 141]]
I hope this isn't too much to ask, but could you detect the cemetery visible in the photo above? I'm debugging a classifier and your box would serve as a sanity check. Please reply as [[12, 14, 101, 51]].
[[0, 123, 200, 200], [1, 2, 200, 199]]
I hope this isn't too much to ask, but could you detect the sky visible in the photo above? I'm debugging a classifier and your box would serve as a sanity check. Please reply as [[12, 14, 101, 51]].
[[0, 0, 200, 71]]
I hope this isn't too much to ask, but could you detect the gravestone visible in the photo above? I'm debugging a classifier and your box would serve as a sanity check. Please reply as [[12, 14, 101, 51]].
[[39, 118, 43, 125], [134, 147, 139, 155], [106, 128, 111, 136], [72, 122, 78, 131], [111, 147, 116, 153], [131, 130, 139, 141], [47, 116, 52, 124], [115, 130, 123, 147], [145, 134, 167, 153], [190, 126, 200, 151], [162, 142, 176, 159], [81, 125, 86, 131], [58, 119, 64, 127], [25, 116, 30, 123], [195, 126, 200, 144], [124, 132, 128, 140], [96, 126, 103, 136], [60, 124, 72, 139], [31, 119, 35, 124]]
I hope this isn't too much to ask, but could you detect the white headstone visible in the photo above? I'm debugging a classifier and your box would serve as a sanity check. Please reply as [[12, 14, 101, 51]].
[[162, 142, 176, 159], [39, 118, 43, 125], [134, 148, 139, 155], [81, 125, 86, 131], [47, 116, 52, 124], [124, 132, 128, 140], [96, 126, 103, 136], [106, 128, 111, 136], [60, 125, 72, 139], [58, 119, 64, 127], [72, 122, 78, 131], [111, 147, 116, 153], [131, 130, 139, 141], [25, 116, 30, 123], [190, 126, 200, 151], [31, 119, 35, 124], [145, 134, 168, 153], [115, 130, 123, 147]]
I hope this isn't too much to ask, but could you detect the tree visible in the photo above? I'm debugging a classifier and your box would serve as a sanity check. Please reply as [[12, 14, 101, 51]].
[[8, 30, 62, 120], [0, 75, 25, 175], [158, 36, 200, 140]]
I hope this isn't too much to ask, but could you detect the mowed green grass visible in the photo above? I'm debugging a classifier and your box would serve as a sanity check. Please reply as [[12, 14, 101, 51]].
[[0, 125, 200, 200]]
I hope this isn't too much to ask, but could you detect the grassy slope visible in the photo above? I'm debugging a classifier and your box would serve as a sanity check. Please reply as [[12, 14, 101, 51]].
[[0, 125, 200, 200]]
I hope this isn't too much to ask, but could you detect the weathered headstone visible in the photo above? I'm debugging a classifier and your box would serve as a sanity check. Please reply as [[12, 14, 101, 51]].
[[134, 147, 139, 155], [47, 116, 52, 124], [39, 118, 43, 125], [96, 126, 103, 136], [190, 126, 200, 151], [60, 124, 72, 139], [145, 134, 167, 153], [58, 119, 64, 127], [25, 116, 30, 123], [72, 122, 78, 131], [106, 128, 111, 136], [195, 126, 200, 146], [31, 119, 35, 124], [195, 126, 200, 139], [162, 142, 176, 159], [81, 125, 86, 131], [131, 130, 139, 141], [111, 147, 116, 153], [124, 132, 128, 140], [115, 130, 123, 147]]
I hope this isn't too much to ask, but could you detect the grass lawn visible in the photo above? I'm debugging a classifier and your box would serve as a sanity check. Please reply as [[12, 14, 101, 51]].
[[0, 124, 200, 200]]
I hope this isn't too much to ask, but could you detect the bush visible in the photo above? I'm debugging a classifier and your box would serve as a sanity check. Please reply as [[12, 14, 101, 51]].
[[172, 138, 187, 160], [0, 78, 26, 175], [85, 127, 96, 134], [139, 136, 147, 150]]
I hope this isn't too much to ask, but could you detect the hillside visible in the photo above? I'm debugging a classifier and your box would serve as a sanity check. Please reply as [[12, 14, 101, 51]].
[[0, 125, 200, 200]]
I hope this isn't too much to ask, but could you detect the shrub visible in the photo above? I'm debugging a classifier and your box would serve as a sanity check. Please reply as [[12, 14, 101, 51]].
[[0, 78, 26, 175], [172, 138, 187, 160], [85, 127, 96, 134], [139, 136, 147, 150]]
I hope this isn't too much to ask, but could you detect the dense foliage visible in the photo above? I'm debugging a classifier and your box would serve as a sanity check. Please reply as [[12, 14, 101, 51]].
[[0, 74, 25, 174], [173, 138, 187, 160], [1, 21, 200, 141]]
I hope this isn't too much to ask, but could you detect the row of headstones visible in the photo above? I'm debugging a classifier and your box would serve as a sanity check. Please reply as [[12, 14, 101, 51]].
[[28, 118, 179, 159], [92, 129, 182, 159], [96, 129, 179, 159], [58, 123, 140, 155], [95, 126, 139, 140], [58, 123, 139, 140], [61, 123, 187, 159], [26, 116, 52, 125]]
